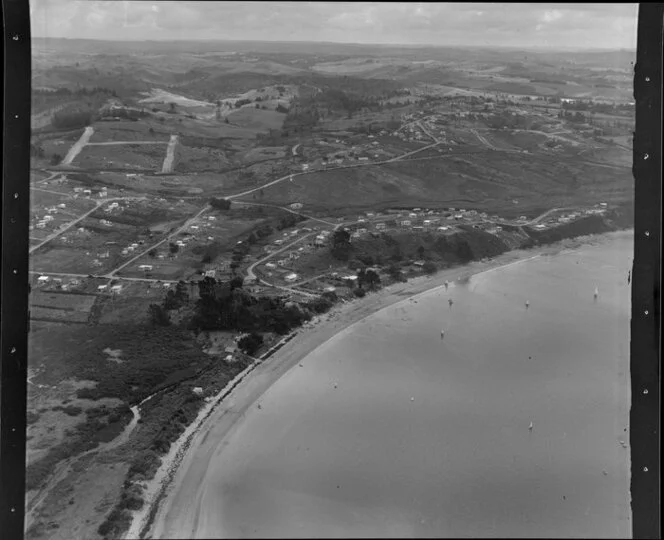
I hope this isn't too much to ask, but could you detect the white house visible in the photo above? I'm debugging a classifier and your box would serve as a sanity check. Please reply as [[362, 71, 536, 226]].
[[97, 284, 108, 291], [375, 222, 386, 230], [110, 285, 123, 294], [284, 273, 298, 282], [400, 220, 411, 227], [138, 264, 153, 272], [290, 202, 303, 210], [43, 215, 54, 222], [37, 275, 50, 283], [265, 262, 277, 269]]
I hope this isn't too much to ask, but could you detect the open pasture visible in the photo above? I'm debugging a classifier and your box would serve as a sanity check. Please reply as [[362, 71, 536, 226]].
[[74, 144, 167, 171]]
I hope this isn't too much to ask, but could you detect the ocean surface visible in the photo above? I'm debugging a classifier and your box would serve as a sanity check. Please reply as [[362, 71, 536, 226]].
[[204, 232, 633, 538]]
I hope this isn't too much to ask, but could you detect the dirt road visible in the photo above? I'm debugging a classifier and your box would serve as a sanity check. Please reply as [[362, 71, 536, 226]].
[[62, 126, 94, 165], [161, 134, 179, 174]]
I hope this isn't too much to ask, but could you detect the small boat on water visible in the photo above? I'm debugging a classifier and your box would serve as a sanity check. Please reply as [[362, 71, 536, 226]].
[[525, 300, 530, 309], [594, 286, 599, 299], [448, 298, 454, 307], [528, 421, 533, 432], [440, 329, 445, 339]]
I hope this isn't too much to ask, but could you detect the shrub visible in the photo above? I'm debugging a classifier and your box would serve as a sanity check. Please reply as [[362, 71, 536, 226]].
[[353, 288, 367, 298]]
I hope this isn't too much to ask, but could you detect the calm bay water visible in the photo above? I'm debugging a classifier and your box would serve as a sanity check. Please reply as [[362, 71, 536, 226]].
[[205, 233, 632, 538]]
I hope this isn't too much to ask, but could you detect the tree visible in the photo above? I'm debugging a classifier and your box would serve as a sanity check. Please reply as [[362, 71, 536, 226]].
[[364, 268, 381, 289], [169, 102, 176, 113], [330, 229, 352, 261], [230, 276, 244, 290], [209, 197, 231, 210], [148, 249, 157, 258], [238, 332, 264, 356], [417, 245, 426, 259], [148, 304, 171, 326], [169, 242, 179, 254], [175, 280, 189, 304]]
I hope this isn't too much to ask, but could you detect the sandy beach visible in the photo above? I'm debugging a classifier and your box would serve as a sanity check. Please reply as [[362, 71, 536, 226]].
[[129, 231, 631, 539]]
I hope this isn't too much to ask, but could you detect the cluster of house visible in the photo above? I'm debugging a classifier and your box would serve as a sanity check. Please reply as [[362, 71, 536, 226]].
[[35, 275, 79, 289], [32, 203, 67, 230], [313, 229, 331, 247], [121, 240, 144, 256], [72, 186, 108, 199], [530, 203, 609, 230], [97, 282, 124, 294]]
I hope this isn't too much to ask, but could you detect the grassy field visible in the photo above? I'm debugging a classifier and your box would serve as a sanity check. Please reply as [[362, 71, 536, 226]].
[[90, 121, 174, 143], [74, 144, 167, 171], [174, 144, 232, 173], [226, 107, 287, 132], [255, 146, 632, 214]]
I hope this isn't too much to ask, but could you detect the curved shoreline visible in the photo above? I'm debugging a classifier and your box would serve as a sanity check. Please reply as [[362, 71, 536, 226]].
[[131, 229, 633, 539]]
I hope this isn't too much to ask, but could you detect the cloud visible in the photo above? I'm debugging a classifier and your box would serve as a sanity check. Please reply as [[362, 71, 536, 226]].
[[29, 1, 637, 50]]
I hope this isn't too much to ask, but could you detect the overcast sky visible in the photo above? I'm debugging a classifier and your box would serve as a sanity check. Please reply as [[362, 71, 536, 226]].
[[30, 1, 637, 50]]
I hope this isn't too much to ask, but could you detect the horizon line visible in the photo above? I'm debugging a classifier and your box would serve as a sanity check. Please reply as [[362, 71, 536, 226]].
[[31, 36, 635, 53]]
